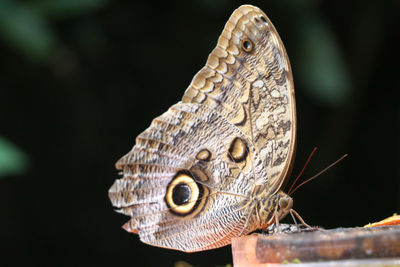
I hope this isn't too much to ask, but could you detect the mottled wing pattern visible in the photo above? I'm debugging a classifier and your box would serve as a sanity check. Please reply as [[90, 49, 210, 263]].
[[109, 4, 296, 252], [109, 103, 265, 251], [183, 5, 296, 192]]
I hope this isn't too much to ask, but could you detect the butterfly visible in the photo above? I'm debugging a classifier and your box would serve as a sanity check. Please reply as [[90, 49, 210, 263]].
[[109, 4, 296, 252]]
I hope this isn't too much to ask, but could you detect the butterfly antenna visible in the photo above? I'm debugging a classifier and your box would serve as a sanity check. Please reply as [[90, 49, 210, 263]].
[[288, 147, 318, 195], [289, 153, 348, 196]]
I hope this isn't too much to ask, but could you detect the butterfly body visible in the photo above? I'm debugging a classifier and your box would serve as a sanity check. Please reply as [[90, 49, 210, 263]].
[[109, 4, 296, 252]]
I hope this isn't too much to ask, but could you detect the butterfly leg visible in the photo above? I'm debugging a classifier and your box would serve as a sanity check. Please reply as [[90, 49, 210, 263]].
[[274, 210, 281, 234], [289, 209, 313, 230]]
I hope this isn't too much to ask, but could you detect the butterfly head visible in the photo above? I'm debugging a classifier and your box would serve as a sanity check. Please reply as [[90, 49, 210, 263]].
[[276, 191, 293, 221], [258, 190, 293, 229]]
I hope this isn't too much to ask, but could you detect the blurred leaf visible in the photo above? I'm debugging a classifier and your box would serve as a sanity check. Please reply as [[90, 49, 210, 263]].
[[296, 16, 352, 107], [0, 0, 56, 61], [34, 0, 108, 19], [0, 136, 29, 178]]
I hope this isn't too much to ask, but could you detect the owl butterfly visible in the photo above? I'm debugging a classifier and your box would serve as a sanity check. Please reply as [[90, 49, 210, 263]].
[[109, 4, 296, 252]]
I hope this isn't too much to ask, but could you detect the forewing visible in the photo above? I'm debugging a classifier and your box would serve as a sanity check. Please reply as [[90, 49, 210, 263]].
[[182, 5, 296, 192]]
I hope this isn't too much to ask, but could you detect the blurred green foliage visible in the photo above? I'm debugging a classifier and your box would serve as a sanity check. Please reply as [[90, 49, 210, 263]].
[[0, 0, 55, 61], [0, 136, 28, 178], [296, 15, 351, 107], [0, 0, 107, 61]]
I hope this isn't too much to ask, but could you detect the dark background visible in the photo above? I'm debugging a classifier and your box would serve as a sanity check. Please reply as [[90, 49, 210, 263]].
[[0, 0, 398, 266]]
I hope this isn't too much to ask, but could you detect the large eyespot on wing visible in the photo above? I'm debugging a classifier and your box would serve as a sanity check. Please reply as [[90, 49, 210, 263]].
[[164, 171, 204, 216], [182, 4, 296, 192], [109, 102, 264, 252]]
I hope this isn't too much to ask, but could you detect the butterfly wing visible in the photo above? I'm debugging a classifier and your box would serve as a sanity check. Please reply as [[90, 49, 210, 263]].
[[183, 5, 296, 193], [109, 4, 296, 252], [109, 103, 265, 251]]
